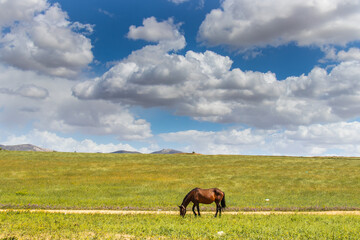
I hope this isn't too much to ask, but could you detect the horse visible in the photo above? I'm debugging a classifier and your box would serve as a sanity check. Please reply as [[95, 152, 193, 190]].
[[178, 188, 226, 217]]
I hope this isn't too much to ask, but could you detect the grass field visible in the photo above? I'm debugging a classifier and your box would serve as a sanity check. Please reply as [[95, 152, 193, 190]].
[[1, 151, 360, 210], [1, 211, 360, 239], [1, 151, 360, 239]]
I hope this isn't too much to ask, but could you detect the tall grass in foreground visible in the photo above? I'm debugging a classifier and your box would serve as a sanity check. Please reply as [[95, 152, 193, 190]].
[[1, 151, 360, 210], [1, 212, 360, 239]]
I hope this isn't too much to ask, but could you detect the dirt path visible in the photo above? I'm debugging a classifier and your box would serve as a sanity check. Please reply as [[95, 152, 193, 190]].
[[1, 209, 360, 215]]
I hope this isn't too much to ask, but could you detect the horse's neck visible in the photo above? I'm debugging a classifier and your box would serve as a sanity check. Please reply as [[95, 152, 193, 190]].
[[181, 191, 193, 207]]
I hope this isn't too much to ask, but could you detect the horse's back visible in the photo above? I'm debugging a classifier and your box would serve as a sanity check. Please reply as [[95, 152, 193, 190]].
[[196, 188, 223, 195], [195, 188, 224, 202], [194, 188, 215, 204]]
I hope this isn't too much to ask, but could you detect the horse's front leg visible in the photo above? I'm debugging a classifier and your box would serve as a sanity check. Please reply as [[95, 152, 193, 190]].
[[192, 204, 197, 216], [196, 203, 201, 216]]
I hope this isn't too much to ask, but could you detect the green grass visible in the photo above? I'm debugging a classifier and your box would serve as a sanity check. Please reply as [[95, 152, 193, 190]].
[[0, 151, 360, 210], [1, 151, 360, 239], [1, 211, 360, 239]]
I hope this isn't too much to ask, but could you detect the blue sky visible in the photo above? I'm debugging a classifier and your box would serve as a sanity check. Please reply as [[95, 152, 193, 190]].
[[1, 0, 360, 155]]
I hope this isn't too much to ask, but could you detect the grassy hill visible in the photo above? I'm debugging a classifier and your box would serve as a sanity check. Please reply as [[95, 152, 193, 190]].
[[0, 151, 359, 210]]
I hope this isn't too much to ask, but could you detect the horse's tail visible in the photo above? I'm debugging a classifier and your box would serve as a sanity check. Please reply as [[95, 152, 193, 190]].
[[221, 192, 226, 208]]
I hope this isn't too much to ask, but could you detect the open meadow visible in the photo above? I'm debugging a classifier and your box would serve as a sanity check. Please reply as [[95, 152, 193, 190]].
[[1, 211, 360, 239], [1, 151, 360, 239]]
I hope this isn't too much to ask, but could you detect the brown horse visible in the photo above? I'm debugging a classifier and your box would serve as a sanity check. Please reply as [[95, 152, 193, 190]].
[[178, 188, 226, 217]]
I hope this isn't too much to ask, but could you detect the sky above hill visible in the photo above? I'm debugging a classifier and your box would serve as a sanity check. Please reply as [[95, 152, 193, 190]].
[[1, 0, 360, 155]]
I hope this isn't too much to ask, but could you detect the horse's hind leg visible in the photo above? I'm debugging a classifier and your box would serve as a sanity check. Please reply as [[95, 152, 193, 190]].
[[215, 202, 221, 217], [192, 204, 197, 216]]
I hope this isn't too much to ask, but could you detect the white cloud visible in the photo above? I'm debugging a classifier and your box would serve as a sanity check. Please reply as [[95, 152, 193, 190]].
[[3, 129, 137, 153], [0, 0, 48, 27], [0, 1, 152, 142], [73, 32, 360, 128], [0, 64, 152, 141], [168, 0, 190, 4], [16, 84, 49, 99], [128, 17, 179, 42], [337, 48, 360, 61], [0, 2, 93, 77], [160, 122, 360, 156], [4, 122, 360, 155], [168, 0, 204, 8], [161, 128, 265, 154], [98, 8, 115, 18], [323, 47, 360, 62], [198, 0, 360, 50], [282, 121, 360, 156], [51, 99, 153, 140], [127, 17, 185, 51], [285, 122, 360, 145], [0, 84, 49, 99]]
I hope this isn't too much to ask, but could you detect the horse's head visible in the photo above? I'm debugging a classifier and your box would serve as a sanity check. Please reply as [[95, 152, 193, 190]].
[[178, 205, 186, 217]]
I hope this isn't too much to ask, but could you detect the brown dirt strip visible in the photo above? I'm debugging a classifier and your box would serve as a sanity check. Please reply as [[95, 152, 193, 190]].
[[1, 209, 360, 215]]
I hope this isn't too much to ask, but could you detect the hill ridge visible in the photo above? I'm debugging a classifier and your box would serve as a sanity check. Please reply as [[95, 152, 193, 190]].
[[0, 144, 53, 152], [151, 148, 183, 154]]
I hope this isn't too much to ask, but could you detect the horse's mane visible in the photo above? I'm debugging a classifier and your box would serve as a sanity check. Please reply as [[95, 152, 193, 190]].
[[182, 188, 199, 203]]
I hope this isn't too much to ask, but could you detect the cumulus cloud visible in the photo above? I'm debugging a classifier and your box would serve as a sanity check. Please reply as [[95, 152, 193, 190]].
[[0, 2, 93, 77], [0, 0, 48, 26], [127, 17, 185, 51], [323, 47, 360, 62], [198, 0, 360, 50], [128, 17, 180, 42], [160, 121, 360, 156], [73, 30, 360, 129], [0, 1, 152, 143], [337, 48, 360, 61], [3, 129, 137, 153], [50, 99, 152, 140], [0, 64, 152, 140]]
